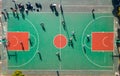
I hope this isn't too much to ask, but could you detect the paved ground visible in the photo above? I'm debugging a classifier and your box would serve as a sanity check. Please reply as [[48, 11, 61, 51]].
[[2, 0, 113, 12]]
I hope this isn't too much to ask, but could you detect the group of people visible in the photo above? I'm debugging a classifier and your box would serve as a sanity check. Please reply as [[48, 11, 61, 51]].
[[1, 0, 60, 21], [13, 0, 42, 12]]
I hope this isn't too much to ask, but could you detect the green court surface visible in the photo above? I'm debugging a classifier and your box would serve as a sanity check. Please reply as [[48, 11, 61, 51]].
[[7, 12, 114, 70]]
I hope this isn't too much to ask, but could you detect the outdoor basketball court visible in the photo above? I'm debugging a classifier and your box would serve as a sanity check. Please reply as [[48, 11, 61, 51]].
[[1, 0, 115, 75]]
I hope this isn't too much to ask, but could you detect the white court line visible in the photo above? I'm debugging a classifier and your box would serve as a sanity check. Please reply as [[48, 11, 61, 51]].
[[59, 9, 62, 70], [12, 36, 19, 47], [63, 5, 112, 7], [102, 36, 109, 47], [37, 11, 113, 13], [8, 12, 113, 14], [9, 69, 113, 71]]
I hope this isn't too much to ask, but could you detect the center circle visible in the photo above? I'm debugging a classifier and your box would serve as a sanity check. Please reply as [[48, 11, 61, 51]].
[[53, 34, 67, 49]]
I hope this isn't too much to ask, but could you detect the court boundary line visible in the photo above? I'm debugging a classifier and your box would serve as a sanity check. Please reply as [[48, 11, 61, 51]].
[[63, 5, 112, 7], [8, 12, 114, 14], [30, 12, 113, 13], [8, 69, 113, 71], [8, 12, 113, 71]]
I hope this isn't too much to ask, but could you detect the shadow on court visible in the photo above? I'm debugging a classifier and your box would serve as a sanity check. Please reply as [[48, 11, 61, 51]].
[[16, 12, 20, 20], [56, 51, 61, 61], [5, 41, 18, 63], [7, 51, 18, 63], [29, 38, 33, 46], [92, 9, 95, 20], [68, 38, 74, 48], [37, 51, 42, 61], [60, 5, 67, 31], [56, 71, 60, 76], [20, 41, 25, 51], [60, 5, 70, 40], [83, 45, 86, 54], [40, 23, 46, 32], [21, 13, 25, 20]]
